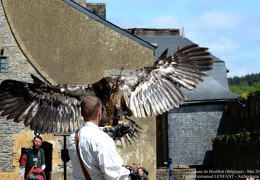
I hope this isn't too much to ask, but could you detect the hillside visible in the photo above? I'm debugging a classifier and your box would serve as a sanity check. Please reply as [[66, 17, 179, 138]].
[[228, 73, 260, 98]]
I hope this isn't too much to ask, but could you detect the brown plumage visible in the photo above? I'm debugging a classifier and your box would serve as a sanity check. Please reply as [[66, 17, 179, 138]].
[[0, 43, 213, 145]]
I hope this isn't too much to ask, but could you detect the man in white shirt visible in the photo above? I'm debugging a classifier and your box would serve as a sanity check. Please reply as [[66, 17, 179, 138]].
[[68, 96, 130, 180]]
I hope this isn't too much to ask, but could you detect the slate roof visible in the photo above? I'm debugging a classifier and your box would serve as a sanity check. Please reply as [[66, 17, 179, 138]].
[[137, 34, 239, 102], [138, 35, 195, 60]]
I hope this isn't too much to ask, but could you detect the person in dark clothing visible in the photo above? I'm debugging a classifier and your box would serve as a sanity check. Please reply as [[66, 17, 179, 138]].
[[132, 162, 149, 176], [140, 166, 149, 176], [128, 166, 138, 180], [137, 168, 149, 180], [19, 135, 46, 180]]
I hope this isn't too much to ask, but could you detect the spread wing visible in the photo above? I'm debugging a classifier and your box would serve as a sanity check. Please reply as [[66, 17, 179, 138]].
[[0, 75, 94, 134], [0, 75, 142, 146], [0, 43, 213, 146], [120, 44, 214, 118]]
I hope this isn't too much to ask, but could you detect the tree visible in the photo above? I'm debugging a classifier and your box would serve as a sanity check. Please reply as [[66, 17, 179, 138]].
[[228, 73, 260, 96]]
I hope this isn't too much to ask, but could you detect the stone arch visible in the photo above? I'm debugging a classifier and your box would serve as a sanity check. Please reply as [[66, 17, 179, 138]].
[[12, 130, 62, 176]]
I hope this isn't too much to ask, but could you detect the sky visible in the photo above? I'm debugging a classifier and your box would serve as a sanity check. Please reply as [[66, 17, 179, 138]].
[[90, 0, 260, 78]]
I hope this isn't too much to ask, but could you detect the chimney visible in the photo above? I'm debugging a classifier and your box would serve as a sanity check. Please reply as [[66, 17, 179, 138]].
[[86, 3, 106, 19], [73, 1, 106, 19], [125, 28, 180, 36]]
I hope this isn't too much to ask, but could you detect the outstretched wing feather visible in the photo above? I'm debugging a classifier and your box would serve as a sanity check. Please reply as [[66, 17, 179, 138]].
[[24, 101, 39, 126], [120, 43, 213, 117], [0, 79, 93, 134]]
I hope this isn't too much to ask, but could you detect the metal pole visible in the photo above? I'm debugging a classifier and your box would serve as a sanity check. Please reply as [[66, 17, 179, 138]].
[[54, 134, 70, 180], [169, 158, 172, 180], [64, 135, 67, 180]]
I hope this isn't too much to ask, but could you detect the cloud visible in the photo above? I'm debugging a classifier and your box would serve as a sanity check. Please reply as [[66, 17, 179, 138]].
[[187, 11, 242, 30], [142, 15, 181, 28]]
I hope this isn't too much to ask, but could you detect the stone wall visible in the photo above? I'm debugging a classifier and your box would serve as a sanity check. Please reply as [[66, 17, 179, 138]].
[[156, 167, 196, 180], [168, 104, 226, 166], [0, 1, 41, 173], [0, 1, 38, 82]]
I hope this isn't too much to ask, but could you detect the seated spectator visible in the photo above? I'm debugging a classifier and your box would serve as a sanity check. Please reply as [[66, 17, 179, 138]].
[[137, 168, 149, 180], [128, 166, 138, 180], [132, 162, 149, 176], [246, 177, 255, 180]]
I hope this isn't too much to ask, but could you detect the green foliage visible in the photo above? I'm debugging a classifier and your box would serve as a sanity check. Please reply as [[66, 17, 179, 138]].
[[228, 73, 260, 96], [241, 92, 249, 100], [213, 132, 257, 145], [228, 73, 260, 86], [252, 82, 260, 89]]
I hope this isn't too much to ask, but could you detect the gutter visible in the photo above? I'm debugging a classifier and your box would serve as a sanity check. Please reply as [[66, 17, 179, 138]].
[[182, 98, 240, 105]]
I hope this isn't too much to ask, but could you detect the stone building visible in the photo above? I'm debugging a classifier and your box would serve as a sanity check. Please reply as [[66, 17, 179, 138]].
[[0, 0, 156, 179], [0, 0, 239, 179]]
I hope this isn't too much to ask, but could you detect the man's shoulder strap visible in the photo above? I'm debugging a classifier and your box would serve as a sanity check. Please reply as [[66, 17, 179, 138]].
[[75, 130, 92, 180]]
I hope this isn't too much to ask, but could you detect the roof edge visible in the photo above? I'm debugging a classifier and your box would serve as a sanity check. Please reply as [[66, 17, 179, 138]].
[[183, 97, 240, 105]]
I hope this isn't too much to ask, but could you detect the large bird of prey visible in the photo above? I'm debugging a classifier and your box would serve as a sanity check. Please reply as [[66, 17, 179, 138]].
[[0, 44, 213, 146]]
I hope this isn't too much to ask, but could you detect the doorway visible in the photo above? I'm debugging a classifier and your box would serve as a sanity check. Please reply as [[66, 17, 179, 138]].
[[41, 142, 53, 180]]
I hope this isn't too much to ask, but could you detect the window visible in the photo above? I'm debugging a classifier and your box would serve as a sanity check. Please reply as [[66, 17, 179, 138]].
[[0, 48, 8, 73]]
